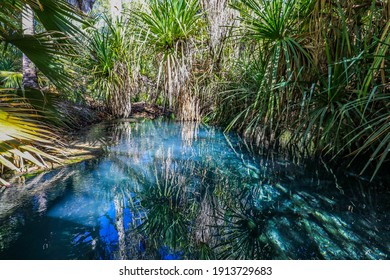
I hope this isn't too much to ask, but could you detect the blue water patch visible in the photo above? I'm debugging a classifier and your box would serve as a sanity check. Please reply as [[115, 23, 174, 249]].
[[0, 119, 389, 260]]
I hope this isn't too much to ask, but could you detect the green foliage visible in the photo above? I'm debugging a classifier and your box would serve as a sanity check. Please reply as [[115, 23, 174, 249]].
[[0, 0, 86, 184], [231, 0, 312, 74], [0, 46, 22, 72], [135, 0, 202, 54], [0, 0, 87, 90], [213, 0, 313, 142], [0, 71, 22, 88], [292, 1, 390, 177], [212, 0, 390, 178], [134, 0, 204, 119], [0, 0, 388, 181], [0, 92, 61, 184], [343, 91, 390, 179], [85, 16, 142, 117]]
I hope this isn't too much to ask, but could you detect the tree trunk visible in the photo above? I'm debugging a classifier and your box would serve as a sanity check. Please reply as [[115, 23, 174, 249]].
[[177, 88, 200, 121], [201, 0, 237, 72], [174, 44, 200, 122], [22, 5, 39, 89], [108, 62, 132, 118], [67, 0, 95, 13]]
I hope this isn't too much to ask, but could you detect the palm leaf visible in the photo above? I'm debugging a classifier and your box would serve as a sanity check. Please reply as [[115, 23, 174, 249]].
[[0, 0, 88, 91], [0, 92, 61, 184]]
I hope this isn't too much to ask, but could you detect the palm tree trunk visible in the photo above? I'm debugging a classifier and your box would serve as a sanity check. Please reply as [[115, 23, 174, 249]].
[[108, 62, 132, 118], [22, 5, 38, 89], [177, 88, 200, 121]]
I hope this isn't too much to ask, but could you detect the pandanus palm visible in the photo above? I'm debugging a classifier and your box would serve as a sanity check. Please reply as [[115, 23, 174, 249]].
[[216, 0, 313, 140], [0, 0, 85, 184], [135, 0, 203, 121], [292, 1, 390, 178], [86, 16, 139, 118]]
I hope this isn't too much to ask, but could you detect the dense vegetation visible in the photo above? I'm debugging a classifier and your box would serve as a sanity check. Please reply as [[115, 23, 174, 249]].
[[0, 0, 389, 185]]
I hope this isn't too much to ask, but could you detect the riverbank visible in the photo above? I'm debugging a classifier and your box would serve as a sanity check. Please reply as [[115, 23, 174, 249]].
[[0, 101, 171, 187]]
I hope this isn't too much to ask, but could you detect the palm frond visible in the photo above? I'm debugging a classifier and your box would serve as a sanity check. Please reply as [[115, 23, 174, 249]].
[[0, 92, 61, 182], [3, 32, 76, 90], [0, 0, 88, 91]]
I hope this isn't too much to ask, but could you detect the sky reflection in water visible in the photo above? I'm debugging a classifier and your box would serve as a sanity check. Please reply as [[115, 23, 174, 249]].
[[0, 120, 389, 259]]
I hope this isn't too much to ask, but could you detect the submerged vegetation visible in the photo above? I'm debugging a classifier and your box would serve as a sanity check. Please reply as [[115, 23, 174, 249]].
[[0, 1, 389, 182]]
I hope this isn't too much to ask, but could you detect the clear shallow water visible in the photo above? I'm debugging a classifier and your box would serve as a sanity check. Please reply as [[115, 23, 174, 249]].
[[0, 119, 389, 260]]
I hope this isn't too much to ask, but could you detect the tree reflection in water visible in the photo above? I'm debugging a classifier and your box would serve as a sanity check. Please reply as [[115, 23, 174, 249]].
[[0, 119, 389, 260]]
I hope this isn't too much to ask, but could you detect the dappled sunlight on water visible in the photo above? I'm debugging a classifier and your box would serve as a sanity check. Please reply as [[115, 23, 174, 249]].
[[0, 119, 389, 259]]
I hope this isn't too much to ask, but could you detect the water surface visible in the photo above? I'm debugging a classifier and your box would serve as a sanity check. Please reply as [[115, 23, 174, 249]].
[[0, 119, 389, 259]]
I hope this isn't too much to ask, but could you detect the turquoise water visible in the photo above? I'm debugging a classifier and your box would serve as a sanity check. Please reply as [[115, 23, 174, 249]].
[[0, 120, 389, 259]]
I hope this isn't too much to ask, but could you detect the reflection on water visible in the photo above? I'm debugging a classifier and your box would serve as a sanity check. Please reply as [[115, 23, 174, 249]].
[[0, 119, 389, 259]]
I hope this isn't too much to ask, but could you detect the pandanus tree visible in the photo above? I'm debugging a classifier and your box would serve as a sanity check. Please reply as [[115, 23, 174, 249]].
[[86, 15, 141, 119], [216, 0, 312, 141], [215, 0, 389, 178], [135, 0, 203, 121], [0, 0, 85, 185]]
